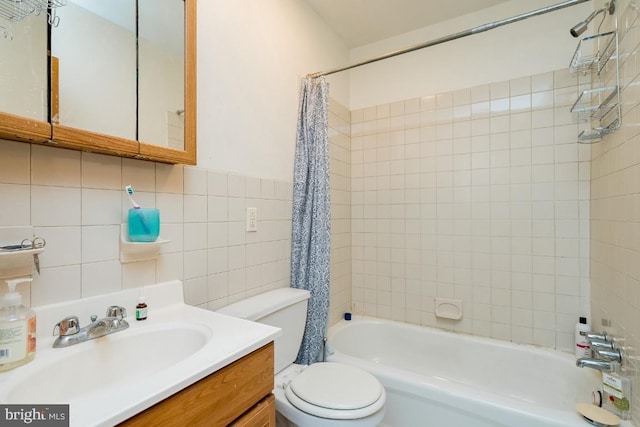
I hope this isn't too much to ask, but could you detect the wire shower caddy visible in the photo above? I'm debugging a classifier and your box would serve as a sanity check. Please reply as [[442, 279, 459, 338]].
[[569, 30, 621, 144]]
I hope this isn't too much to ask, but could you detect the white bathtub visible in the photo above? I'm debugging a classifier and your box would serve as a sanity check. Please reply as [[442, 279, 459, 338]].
[[327, 317, 602, 427]]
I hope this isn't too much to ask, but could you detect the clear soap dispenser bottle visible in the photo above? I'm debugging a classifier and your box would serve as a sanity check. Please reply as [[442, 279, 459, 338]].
[[0, 277, 36, 372]]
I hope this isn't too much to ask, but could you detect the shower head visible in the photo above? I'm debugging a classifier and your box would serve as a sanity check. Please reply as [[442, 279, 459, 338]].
[[570, 1, 616, 38], [570, 21, 589, 37]]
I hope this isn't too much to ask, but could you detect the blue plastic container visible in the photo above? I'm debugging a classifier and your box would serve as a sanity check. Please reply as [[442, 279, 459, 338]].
[[128, 208, 160, 242]]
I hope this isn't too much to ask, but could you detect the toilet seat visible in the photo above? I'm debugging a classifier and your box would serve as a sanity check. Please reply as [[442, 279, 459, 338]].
[[284, 362, 385, 420]]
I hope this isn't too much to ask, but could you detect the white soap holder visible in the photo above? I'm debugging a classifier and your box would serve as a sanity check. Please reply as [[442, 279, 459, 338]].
[[0, 247, 43, 278], [120, 224, 170, 263], [0, 226, 42, 278], [435, 297, 463, 320]]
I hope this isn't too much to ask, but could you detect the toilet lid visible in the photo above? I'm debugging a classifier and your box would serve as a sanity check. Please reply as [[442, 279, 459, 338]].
[[286, 362, 384, 419]]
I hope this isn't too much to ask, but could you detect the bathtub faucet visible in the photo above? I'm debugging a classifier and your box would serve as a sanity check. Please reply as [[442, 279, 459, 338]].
[[576, 335, 623, 371]]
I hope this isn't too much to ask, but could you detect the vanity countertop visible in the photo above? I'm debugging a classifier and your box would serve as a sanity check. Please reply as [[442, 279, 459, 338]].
[[0, 280, 280, 427]]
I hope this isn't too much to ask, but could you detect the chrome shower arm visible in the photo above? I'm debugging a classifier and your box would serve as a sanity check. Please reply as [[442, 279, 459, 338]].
[[570, 1, 616, 37]]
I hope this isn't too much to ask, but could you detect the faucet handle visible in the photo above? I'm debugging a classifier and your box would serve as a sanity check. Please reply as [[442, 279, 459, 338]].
[[106, 305, 127, 320], [581, 331, 608, 342], [53, 316, 79, 336], [590, 339, 615, 350], [595, 348, 622, 362]]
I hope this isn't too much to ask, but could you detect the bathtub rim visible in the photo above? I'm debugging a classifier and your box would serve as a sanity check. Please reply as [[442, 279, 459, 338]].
[[328, 315, 582, 362]]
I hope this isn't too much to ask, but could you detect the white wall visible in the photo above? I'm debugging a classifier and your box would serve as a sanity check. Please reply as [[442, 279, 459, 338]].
[[349, 0, 593, 109], [196, 0, 350, 181]]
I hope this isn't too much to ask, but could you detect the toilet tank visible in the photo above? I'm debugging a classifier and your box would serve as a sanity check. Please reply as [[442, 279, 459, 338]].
[[217, 288, 310, 373]]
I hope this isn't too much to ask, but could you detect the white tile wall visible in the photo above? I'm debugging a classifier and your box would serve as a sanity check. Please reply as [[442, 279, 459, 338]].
[[0, 142, 293, 311], [328, 99, 352, 326], [590, 0, 640, 420], [350, 69, 589, 351]]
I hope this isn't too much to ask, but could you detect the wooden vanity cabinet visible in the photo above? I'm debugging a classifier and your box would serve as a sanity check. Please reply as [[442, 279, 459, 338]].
[[120, 342, 275, 427], [230, 394, 276, 427]]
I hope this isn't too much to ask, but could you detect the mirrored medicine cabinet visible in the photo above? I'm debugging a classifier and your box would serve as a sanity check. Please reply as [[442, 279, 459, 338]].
[[0, 0, 196, 165]]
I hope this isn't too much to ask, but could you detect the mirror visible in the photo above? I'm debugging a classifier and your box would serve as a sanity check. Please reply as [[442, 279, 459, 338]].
[[139, 0, 196, 163], [52, 0, 137, 140], [0, 12, 48, 121], [0, 9, 49, 142], [138, 0, 185, 151], [0, 0, 196, 164]]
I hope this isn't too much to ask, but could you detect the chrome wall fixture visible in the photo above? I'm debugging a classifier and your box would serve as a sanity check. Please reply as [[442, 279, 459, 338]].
[[308, 0, 591, 78], [570, 0, 616, 37], [569, 0, 620, 143]]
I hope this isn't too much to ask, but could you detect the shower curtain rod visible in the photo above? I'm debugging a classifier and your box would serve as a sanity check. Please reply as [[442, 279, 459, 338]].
[[308, 0, 591, 78]]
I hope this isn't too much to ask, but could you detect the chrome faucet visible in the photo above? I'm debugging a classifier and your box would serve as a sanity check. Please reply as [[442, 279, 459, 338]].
[[53, 306, 129, 348], [576, 358, 616, 371], [581, 331, 608, 342], [595, 348, 623, 361], [576, 330, 623, 372], [590, 339, 615, 350]]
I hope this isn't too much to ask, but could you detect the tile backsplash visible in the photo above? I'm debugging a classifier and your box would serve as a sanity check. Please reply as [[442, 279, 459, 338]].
[[349, 69, 591, 351], [0, 141, 293, 310]]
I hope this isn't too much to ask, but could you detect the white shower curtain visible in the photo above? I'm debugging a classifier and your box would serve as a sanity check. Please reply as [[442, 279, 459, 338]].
[[290, 76, 331, 365]]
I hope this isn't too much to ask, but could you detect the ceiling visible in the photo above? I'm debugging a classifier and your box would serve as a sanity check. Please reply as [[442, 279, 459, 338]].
[[302, 0, 511, 48]]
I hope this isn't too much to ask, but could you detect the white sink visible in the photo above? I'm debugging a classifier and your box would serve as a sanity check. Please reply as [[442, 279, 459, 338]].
[[0, 280, 280, 427], [4, 322, 210, 404]]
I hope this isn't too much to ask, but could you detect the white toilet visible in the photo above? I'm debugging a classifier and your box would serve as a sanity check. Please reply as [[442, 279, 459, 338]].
[[218, 288, 386, 427]]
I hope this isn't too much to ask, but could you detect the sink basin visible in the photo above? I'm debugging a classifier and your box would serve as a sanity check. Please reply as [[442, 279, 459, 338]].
[[4, 322, 211, 404]]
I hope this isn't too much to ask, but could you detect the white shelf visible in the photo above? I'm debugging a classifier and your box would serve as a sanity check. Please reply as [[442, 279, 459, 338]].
[[571, 86, 618, 122], [0, 226, 42, 278], [570, 31, 616, 75], [120, 224, 170, 263], [0, 247, 44, 278], [577, 118, 619, 144]]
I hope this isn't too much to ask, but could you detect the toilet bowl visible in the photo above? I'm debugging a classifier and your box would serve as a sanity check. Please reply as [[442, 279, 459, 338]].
[[217, 288, 386, 427], [274, 363, 385, 427]]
